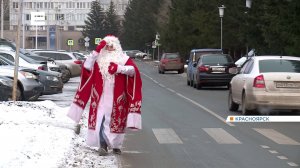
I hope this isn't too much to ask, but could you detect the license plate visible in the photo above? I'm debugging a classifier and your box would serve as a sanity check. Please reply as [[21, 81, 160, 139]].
[[276, 82, 300, 88], [212, 67, 225, 72]]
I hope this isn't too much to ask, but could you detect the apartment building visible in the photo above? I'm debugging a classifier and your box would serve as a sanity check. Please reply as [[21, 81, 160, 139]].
[[5, 0, 128, 50]]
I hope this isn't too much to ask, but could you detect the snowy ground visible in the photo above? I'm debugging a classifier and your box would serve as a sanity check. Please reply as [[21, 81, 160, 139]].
[[0, 100, 118, 168]]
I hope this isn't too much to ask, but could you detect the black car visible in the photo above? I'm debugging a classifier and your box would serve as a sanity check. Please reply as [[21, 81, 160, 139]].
[[191, 53, 236, 89], [186, 49, 223, 86], [0, 75, 13, 101]]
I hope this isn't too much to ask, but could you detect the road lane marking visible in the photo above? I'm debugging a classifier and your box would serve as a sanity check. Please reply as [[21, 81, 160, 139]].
[[159, 84, 165, 88], [203, 128, 241, 144], [253, 128, 300, 145], [268, 150, 278, 154], [260, 145, 270, 149], [175, 94, 235, 127], [141, 72, 235, 127], [152, 128, 183, 144], [277, 156, 288, 160], [287, 162, 299, 167]]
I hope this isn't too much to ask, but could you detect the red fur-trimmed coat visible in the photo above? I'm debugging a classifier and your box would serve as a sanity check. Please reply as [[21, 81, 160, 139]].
[[68, 57, 142, 133]]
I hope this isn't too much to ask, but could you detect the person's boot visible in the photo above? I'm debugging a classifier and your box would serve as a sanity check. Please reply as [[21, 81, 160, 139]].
[[112, 148, 121, 155], [98, 144, 108, 156]]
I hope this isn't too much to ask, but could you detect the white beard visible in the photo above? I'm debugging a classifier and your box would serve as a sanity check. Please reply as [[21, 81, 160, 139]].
[[96, 49, 124, 81]]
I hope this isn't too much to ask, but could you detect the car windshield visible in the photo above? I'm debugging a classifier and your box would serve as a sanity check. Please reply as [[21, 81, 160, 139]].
[[259, 59, 300, 73], [202, 54, 233, 64], [194, 51, 222, 62], [19, 52, 40, 63], [0, 56, 14, 65], [165, 54, 179, 59]]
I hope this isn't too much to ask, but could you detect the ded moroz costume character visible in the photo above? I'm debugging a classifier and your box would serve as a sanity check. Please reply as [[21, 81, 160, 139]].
[[67, 35, 142, 155]]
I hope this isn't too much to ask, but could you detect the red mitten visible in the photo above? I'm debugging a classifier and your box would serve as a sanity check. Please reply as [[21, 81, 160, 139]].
[[95, 40, 107, 53], [108, 62, 118, 74]]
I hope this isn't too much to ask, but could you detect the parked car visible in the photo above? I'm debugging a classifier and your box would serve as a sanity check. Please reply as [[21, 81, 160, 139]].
[[72, 52, 87, 61], [123, 50, 142, 59], [0, 50, 48, 71], [158, 52, 184, 74], [0, 62, 43, 101], [135, 51, 149, 58], [186, 49, 223, 86], [0, 56, 62, 95], [24, 52, 71, 83], [228, 56, 300, 115], [189, 53, 236, 89], [32, 50, 82, 77], [0, 75, 14, 101]]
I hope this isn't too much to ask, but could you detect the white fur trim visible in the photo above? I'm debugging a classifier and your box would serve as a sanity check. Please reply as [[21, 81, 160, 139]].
[[86, 129, 100, 147], [126, 113, 142, 130], [117, 65, 135, 77], [84, 52, 98, 70], [67, 103, 84, 123], [92, 50, 99, 56]]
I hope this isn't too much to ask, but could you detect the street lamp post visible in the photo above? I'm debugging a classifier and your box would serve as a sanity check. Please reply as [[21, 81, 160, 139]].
[[155, 32, 160, 61], [1, 0, 3, 38], [246, 0, 252, 8], [245, 0, 252, 53], [218, 5, 225, 50]]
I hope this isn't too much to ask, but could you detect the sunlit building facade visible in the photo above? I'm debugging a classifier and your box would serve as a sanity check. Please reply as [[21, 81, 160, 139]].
[[6, 0, 128, 50]]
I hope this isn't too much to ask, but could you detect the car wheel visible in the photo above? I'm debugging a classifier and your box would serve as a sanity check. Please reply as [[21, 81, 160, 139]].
[[242, 93, 253, 115], [196, 82, 202, 90], [178, 69, 184, 74], [228, 89, 239, 111], [62, 69, 71, 83]]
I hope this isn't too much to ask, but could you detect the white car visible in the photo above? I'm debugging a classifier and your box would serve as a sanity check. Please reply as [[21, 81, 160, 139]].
[[228, 56, 300, 115], [0, 50, 48, 71]]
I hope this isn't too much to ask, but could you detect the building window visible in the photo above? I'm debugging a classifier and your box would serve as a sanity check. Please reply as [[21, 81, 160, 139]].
[[13, 2, 18, 9], [55, 14, 64, 21], [68, 26, 75, 31], [26, 14, 31, 21]]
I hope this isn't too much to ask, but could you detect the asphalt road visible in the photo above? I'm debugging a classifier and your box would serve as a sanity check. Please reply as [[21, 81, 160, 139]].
[[119, 60, 300, 168], [39, 60, 300, 168]]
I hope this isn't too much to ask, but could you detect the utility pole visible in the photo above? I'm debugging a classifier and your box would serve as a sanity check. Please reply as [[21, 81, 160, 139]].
[[1, 0, 3, 38], [13, 0, 23, 101]]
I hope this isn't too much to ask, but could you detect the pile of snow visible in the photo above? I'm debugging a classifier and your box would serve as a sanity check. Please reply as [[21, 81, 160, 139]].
[[0, 100, 117, 168]]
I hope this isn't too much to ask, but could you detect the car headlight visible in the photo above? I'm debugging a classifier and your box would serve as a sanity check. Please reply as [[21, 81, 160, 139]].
[[0, 78, 13, 87], [20, 71, 37, 79], [46, 76, 59, 81]]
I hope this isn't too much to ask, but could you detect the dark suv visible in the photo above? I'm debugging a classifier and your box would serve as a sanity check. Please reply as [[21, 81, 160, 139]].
[[189, 54, 236, 89], [186, 49, 223, 86]]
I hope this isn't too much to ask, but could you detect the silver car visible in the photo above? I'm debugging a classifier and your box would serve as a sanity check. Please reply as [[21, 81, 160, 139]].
[[228, 56, 300, 115], [32, 51, 82, 77], [0, 65, 43, 101], [0, 50, 48, 71]]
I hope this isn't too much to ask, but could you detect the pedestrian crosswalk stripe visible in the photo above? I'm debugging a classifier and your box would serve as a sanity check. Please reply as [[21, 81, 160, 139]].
[[152, 128, 183, 144], [203, 128, 241, 144], [253, 128, 300, 145]]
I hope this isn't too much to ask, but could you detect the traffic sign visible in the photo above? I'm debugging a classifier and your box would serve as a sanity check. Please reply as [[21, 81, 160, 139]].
[[152, 41, 156, 48], [95, 38, 102, 44], [31, 12, 45, 25], [85, 42, 89, 47], [84, 37, 90, 42], [67, 39, 74, 46]]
